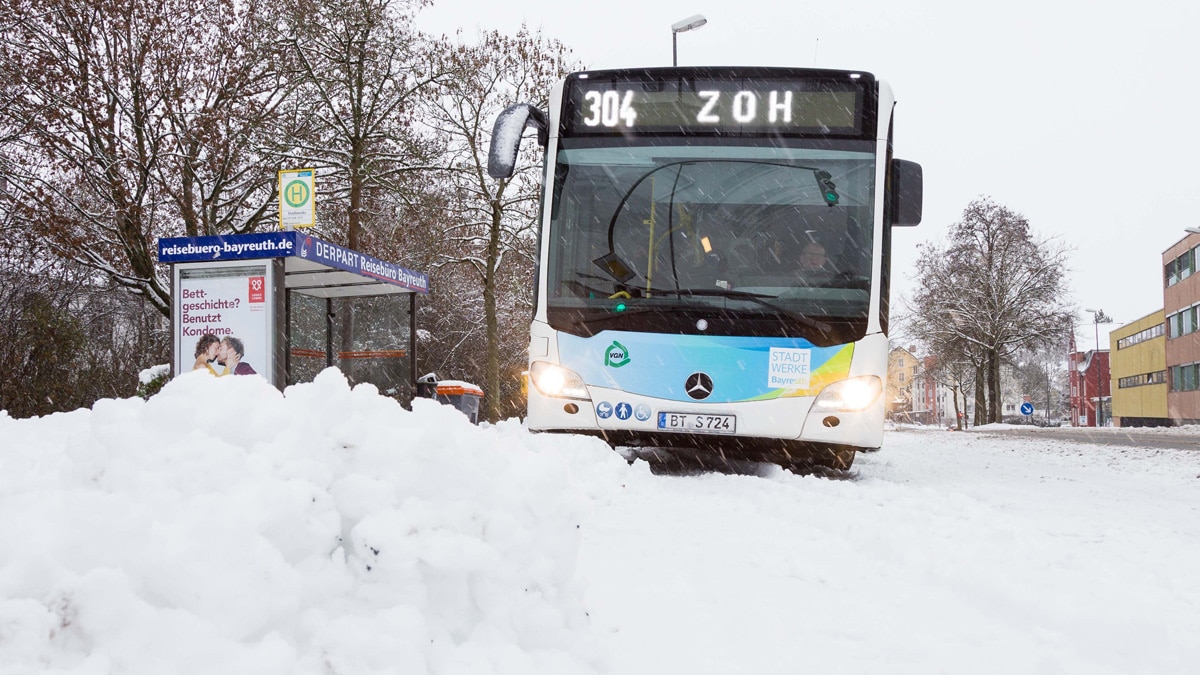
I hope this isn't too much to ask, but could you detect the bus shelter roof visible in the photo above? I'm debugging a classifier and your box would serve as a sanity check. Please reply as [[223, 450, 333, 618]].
[[157, 232, 429, 299]]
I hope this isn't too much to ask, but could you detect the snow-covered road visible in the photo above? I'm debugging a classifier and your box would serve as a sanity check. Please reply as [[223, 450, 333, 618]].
[[577, 428, 1200, 674]]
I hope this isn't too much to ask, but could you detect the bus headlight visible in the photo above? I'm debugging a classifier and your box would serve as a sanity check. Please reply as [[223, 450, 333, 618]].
[[529, 361, 590, 400], [812, 375, 882, 412]]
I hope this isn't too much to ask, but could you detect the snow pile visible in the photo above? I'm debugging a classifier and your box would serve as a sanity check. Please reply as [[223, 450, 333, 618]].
[[137, 364, 169, 385], [0, 369, 614, 674], [7, 370, 1200, 674]]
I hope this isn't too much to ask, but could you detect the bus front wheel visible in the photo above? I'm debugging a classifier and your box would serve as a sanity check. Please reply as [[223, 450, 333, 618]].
[[786, 447, 855, 474]]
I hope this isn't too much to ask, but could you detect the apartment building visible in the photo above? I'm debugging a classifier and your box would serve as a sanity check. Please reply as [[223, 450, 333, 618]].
[[886, 345, 919, 421], [1162, 233, 1200, 423], [1109, 310, 1167, 427]]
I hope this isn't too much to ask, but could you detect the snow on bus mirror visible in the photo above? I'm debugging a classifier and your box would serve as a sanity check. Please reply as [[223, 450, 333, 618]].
[[890, 159, 923, 227], [488, 103, 549, 179], [592, 251, 637, 284]]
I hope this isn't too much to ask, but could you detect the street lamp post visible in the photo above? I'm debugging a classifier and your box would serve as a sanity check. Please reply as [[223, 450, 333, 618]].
[[671, 14, 707, 66]]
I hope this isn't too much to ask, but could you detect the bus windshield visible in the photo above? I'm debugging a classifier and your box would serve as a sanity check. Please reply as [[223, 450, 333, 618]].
[[546, 138, 876, 345]]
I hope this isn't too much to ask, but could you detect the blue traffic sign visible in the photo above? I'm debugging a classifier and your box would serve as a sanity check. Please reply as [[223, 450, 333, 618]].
[[1020, 402, 1034, 416]]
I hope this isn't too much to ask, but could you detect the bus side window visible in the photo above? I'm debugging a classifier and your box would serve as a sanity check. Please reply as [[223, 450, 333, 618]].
[[839, 216, 870, 275]]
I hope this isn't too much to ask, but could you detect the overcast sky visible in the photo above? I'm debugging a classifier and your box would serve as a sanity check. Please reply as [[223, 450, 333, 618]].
[[418, 0, 1200, 347]]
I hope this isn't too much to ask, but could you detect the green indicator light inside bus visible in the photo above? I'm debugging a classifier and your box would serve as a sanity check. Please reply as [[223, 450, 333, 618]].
[[615, 303, 627, 312], [815, 170, 839, 206]]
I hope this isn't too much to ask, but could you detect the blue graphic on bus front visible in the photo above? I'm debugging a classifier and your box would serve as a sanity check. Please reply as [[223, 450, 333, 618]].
[[558, 331, 845, 403]]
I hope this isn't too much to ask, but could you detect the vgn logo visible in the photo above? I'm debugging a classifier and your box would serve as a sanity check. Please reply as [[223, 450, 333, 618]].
[[604, 340, 631, 368]]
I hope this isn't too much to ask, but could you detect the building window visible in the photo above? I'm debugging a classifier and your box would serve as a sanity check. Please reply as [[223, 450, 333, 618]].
[[1117, 323, 1165, 349], [1167, 304, 1200, 339], [1170, 363, 1200, 392], [1119, 371, 1167, 388], [1166, 248, 1199, 287]]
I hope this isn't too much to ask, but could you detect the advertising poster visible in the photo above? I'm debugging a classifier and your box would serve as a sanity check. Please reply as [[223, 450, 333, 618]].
[[174, 261, 273, 380]]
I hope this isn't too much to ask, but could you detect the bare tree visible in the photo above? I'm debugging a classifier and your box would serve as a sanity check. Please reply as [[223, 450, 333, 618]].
[[1012, 344, 1069, 424], [421, 27, 578, 422], [908, 197, 1074, 424], [278, 0, 445, 250], [925, 338, 981, 429], [0, 0, 291, 315], [155, 0, 295, 237], [0, 248, 168, 418]]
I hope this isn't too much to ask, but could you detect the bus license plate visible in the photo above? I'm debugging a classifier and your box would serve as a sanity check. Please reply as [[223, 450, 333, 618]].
[[657, 412, 737, 434]]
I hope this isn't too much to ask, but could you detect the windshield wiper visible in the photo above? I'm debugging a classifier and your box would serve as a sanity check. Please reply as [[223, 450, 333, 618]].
[[567, 287, 832, 335], [571, 305, 674, 331], [593, 159, 837, 283], [673, 288, 832, 334]]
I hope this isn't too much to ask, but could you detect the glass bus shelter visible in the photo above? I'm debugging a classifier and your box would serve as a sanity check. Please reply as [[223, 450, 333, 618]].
[[157, 232, 429, 405]]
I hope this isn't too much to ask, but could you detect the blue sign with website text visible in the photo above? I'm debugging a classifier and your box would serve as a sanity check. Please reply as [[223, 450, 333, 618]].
[[158, 232, 295, 262]]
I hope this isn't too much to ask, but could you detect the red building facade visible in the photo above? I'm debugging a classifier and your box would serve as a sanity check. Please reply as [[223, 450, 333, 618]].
[[1163, 234, 1200, 423], [1069, 349, 1110, 427]]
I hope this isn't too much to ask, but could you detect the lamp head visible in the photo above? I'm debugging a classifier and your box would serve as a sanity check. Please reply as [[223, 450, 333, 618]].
[[672, 14, 707, 33]]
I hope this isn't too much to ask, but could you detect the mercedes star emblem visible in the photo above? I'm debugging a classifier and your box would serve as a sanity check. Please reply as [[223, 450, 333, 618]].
[[685, 372, 713, 400]]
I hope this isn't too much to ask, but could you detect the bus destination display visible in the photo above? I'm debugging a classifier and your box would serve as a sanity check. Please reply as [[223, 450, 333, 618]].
[[565, 75, 867, 135]]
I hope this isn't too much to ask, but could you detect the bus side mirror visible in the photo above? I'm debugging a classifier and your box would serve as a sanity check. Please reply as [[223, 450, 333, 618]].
[[487, 103, 549, 179], [890, 159, 923, 227]]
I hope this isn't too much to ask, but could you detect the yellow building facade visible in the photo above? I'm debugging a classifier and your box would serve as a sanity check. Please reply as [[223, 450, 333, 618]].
[[1109, 309, 1168, 426], [886, 346, 919, 420]]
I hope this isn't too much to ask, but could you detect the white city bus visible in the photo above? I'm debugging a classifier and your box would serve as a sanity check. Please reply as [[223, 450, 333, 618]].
[[489, 67, 922, 470]]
